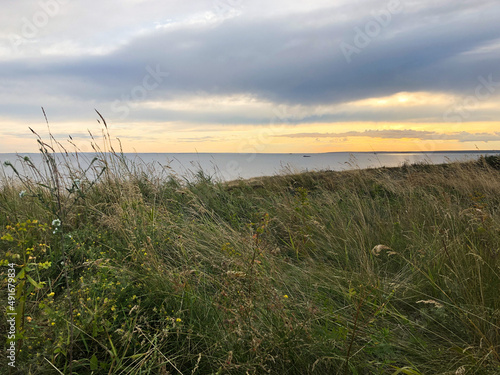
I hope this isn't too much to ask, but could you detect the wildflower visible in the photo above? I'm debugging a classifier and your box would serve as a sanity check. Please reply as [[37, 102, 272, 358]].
[[52, 219, 61, 227], [1, 233, 14, 242], [38, 260, 52, 270], [176, 318, 182, 322], [283, 295, 289, 299], [48, 292, 55, 297], [19, 190, 26, 198], [51, 322, 55, 326], [26, 316, 32, 322]]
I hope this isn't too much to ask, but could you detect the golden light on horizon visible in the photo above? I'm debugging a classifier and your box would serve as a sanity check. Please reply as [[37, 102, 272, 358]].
[[3, 120, 499, 154], [1, 88, 499, 154]]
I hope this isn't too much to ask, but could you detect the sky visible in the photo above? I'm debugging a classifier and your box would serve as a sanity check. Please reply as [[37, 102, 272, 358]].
[[1, 0, 500, 153]]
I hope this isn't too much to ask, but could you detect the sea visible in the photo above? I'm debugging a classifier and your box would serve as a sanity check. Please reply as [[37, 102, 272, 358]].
[[1, 151, 499, 182]]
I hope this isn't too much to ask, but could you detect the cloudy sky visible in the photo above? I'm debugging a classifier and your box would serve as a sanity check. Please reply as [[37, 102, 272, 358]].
[[1, 0, 500, 153]]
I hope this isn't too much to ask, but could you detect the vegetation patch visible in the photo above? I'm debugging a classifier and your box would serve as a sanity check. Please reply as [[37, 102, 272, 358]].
[[1, 130, 499, 374]]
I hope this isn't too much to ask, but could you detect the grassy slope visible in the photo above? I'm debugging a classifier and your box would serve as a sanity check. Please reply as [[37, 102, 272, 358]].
[[1, 154, 500, 374]]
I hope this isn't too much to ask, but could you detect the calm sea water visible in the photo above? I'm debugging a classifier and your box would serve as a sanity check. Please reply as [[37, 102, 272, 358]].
[[1, 151, 498, 182]]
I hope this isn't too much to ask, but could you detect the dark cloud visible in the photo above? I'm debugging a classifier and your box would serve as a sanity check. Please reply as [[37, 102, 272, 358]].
[[0, 0, 499, 125]]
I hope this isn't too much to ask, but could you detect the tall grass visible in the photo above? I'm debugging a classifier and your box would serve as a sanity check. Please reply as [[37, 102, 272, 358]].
[[0, 122, 499, 374]]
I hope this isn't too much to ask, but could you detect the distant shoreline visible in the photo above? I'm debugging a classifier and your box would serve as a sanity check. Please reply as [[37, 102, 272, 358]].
[[1, 150, 499, 156]]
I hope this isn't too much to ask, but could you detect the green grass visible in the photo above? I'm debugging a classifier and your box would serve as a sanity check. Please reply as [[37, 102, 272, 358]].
[[1, 139, 500, 374]]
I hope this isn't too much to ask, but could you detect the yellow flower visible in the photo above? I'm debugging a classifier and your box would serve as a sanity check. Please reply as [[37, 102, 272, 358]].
[[48, 292, 55, 297], [283, 295, 289, 299], [26, 316, 33, 322], [176, 318, 182, 322], [51, 322, 55, 326]]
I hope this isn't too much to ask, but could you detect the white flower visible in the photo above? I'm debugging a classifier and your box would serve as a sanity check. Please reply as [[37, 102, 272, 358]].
[[52, 219, 61, 227], [19, 190, 26, 198]]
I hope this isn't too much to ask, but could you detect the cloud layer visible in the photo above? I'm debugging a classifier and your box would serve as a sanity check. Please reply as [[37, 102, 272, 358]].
[[1, 0, 499, 151], [276, 129, 500, 142]]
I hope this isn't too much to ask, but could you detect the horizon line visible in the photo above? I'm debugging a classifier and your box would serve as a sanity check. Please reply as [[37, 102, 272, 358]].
[[1, 150, 500, 155]]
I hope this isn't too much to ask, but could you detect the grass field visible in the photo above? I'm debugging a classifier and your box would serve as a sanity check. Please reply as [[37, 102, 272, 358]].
[[1, 137, 499, 374]]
